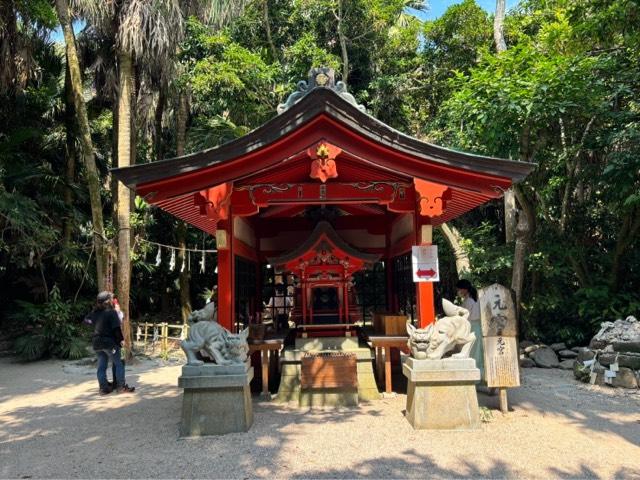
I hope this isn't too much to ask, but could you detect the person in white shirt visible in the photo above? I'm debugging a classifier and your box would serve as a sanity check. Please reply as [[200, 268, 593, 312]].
[[456, 279, 484, 378], [266, 284, 293, 331]]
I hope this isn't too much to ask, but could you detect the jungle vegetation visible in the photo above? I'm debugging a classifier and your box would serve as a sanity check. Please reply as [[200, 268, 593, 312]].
[[0, 0, 638, 359]]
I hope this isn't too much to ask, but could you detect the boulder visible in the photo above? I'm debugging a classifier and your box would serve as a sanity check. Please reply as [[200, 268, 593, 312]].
[[520, 357, 536, 368], [577, 348, 595, 362], [590, 316, 640, 351], [519, 340, 535, 349], [612, 341, 640, 354], [571, 346, 582, 353], [559, 359, 575, 370], [558, 349, 578, 359], [524, 344, 541, 354], [617, 353, 640, 370], [550, 342, 567, 352], [530, 346, 560, 368], [610, 368, 639, 389]]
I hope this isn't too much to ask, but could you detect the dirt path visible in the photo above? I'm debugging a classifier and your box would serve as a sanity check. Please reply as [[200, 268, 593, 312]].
[[1, 357, 639, 479]]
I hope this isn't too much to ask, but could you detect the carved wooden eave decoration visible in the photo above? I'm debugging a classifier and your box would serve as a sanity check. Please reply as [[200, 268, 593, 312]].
[[308, 141, 341, 183], [267, 221, 381, 279]]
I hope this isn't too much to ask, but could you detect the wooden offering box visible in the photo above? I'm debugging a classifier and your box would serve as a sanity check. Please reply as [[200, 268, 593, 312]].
[[373, 314, 408, 336], [301, 352, 358, 389]]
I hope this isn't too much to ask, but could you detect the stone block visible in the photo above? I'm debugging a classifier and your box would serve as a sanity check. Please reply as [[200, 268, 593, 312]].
[[577, 348, 595, 362], [403, 359, 480, 430], [530, 346, 559, 368], [520, 357, 536, 368], [299, 387, 359, 407], [611, 367, 639, 389], [558, 349, 578, 359], [295, 336, 361, 351], [178, 366, 254, 436], [559, 359, 575, 370]]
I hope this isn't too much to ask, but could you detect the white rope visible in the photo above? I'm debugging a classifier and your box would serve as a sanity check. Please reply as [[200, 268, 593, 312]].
[[139, 237, 217, 253]]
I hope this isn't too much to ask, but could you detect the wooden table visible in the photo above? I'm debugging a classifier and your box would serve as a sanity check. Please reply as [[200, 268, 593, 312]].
[[249, 338, 284, 398], [368, 335, 409, 394]]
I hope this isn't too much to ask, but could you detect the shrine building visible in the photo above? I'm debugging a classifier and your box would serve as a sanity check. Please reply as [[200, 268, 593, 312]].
[[112, 68, 534, 334]]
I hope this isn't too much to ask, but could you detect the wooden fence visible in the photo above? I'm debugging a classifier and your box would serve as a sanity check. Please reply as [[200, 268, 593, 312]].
[[133, 322, 189, 356]]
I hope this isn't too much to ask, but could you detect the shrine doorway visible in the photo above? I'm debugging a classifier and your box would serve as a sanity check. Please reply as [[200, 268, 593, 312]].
[[311, 286, 339, 324]]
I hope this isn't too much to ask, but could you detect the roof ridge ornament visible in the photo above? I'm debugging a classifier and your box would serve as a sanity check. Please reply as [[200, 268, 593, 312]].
[[277, 67, 366, 114]]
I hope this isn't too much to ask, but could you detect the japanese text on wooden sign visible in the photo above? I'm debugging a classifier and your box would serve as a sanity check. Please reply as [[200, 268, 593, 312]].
[[479, 283, 520, 388], [411, 245, 439, 282]]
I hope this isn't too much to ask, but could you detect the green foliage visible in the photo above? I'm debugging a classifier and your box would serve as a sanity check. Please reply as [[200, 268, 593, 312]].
[[12, 286, 89, 361]]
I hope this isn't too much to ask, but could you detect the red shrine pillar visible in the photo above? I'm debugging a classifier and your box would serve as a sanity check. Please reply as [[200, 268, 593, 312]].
[[414, 217, 436, 328], [216, 220, 234, 331]]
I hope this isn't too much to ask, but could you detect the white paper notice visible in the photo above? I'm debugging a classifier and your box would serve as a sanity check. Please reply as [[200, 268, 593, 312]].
[[411, 245, 439, 282]]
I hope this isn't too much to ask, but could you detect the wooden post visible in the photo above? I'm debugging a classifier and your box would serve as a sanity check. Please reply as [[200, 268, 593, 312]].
[[415, 219, 435, 327], [216, 227, 234, 331], [499, 387, 509, 413], [161, 322, 168, 355], [384, 345, 392, 394], [261, 348, 269, 398], [376, 347, 384, 384]]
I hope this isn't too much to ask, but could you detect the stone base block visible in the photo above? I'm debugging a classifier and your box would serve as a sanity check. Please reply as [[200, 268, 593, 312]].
[[178, 363, 254, 436], [403, 357, 480, 430], [299, 387, 359, 407], [276, 340, 381, 405]]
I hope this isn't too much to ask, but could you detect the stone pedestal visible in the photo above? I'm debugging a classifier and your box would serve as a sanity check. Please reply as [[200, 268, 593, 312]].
[[178, 362, 254, 436], [276, 336, 380, 406], [402, 357, 480, 430]]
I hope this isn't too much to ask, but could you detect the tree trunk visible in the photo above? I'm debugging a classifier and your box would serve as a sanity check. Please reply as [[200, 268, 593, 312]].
[[494, 0, 514, 242], [62, 61, 76, 248], [609, 207, 640, 291], [176, 91, 191, 323], [336, 0, 349, 83], [262, 0, 278, 62], [440, 223, 471, 276], [154, 87, 165, 160], [177, 223, 192, 324], [55, 0, 108, 290], [511, 185, 535, 323], [116, 51, 134, 358], [0, 0, 17, 95], [494, 0, 507, 53]]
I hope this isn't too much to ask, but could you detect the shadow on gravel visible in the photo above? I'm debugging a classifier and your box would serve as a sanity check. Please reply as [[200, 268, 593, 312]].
[[2, 359, 640, 478]]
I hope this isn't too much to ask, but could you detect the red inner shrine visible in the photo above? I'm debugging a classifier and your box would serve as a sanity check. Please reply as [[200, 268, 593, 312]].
[[113, 69, 534, 333], [268, 221, 380, 325]]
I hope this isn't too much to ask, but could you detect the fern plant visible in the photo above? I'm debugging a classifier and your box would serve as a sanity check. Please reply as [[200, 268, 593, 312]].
[[13, 286, 89, 361]]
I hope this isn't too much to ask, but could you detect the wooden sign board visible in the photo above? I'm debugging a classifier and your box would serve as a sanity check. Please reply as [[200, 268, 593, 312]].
[[479, 283, 517, 337], [483, 336, 520, 388], [479, 283, 520, 388]]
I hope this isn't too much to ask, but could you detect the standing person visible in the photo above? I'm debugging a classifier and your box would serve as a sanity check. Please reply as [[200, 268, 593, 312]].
[[87, 291, 135, 395], [456, 279, 484, 377], [110, 297, 125, 389], [266, 284, 293, 331]]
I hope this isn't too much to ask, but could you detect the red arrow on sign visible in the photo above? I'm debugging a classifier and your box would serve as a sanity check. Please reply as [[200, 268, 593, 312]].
[[417, 268, 436, 278]]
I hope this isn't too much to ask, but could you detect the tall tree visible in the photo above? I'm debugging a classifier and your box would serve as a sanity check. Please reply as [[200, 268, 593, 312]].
[[54, 0, 108, 290]]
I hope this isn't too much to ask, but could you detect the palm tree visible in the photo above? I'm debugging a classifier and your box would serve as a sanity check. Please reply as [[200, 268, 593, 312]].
[[54, 0, 109, 291], [74, 0, 250, 354]]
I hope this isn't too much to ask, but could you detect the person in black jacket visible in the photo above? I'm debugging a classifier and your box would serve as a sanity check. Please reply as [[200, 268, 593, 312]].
[[86, 291, 135, 395]]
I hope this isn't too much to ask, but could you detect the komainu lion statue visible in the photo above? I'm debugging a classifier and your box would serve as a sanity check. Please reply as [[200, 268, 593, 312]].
[[407, 299, 476, 360], [181, 302, 249, 366]]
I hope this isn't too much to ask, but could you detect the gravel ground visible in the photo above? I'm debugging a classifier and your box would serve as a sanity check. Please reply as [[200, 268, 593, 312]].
[[1, 356, 639, 479]]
